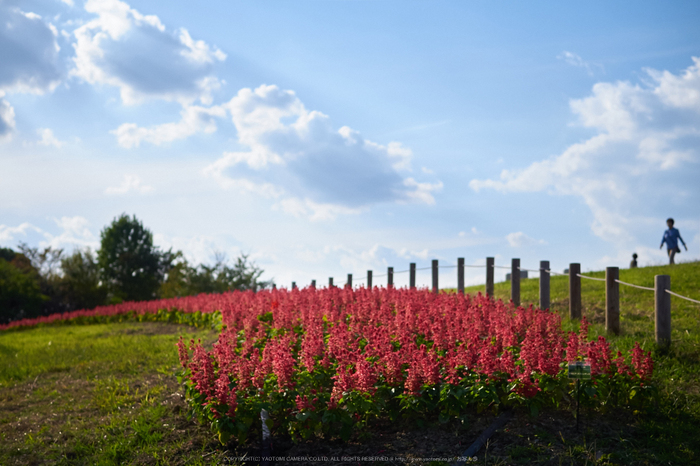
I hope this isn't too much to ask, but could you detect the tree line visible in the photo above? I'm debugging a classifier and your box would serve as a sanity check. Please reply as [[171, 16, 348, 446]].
[[0, 214, 272, 324]]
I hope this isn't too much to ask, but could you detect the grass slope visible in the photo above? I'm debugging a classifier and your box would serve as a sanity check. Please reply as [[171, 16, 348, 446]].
[[463, 260, 700, 464], [0, 322, 227, 465]]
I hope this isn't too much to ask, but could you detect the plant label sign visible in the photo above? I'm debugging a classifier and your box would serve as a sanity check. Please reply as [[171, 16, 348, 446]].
[[568, 361, 591, 380]]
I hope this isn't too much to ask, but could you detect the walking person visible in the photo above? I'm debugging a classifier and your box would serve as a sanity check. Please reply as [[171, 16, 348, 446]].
[[660, 218, 687, 265]]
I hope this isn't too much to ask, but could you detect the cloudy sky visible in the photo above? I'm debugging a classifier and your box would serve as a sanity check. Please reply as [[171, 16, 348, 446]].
[[1, 0, 699, 288]]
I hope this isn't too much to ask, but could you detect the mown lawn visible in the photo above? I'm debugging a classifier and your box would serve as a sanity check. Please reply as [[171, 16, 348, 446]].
[[0, 322, 231, 465]]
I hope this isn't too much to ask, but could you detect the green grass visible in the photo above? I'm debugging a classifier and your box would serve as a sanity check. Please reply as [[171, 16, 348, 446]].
[[0, 321, 232, 465], [462, 260, 700, 464]]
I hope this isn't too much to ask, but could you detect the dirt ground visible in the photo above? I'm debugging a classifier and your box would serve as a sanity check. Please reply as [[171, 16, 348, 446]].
[[221, 405, 644, 465]]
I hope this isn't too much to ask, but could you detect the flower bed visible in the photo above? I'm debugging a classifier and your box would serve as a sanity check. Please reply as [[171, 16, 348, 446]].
[[0, 294, 223, 331], [176, 286, 654, 444]]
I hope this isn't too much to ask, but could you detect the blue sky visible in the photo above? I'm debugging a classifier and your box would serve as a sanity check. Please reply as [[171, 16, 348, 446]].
[[1, 0, 699, 288]]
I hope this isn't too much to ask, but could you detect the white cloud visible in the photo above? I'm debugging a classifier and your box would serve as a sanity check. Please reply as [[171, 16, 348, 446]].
[[0, 6, 62, 95], [72, 0, 225, 106], [649, 57, 700, 109], [44, 216, 98, 250], [558, 51, 604, 76], [397, 248, 430, 260], [275, 198, 363, 222], [0, 5, 62, 141], [471, 58, 700, 245], [153, 233, 231, 267], [402, 177, 443, 205], [505, 231, 546, 248], [0, 222, 43, 243], [37, 128, 65, 148], [178, 28, 226, 64], [0, 217, 98, 252], [0, 93, 15, 141], [459, 227, 480, 237], [204, 84, 442, 219], [105, 174, 154, 195], [112, 104, 226, 147]]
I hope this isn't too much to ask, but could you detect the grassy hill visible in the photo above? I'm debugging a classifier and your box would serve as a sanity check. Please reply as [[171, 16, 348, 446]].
[[0, 261, 698, 465], [463, 259, 700, 340]]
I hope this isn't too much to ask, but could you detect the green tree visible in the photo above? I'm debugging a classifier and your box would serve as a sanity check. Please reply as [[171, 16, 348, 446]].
[[60, 248, 107, 310], [0, 253, 45, 323], [159, 252, 272, 298], [17, 243, 67, 315], [98, 214, 172, 302], [158, 254, 191, 298], [0, 247, 15, 262]]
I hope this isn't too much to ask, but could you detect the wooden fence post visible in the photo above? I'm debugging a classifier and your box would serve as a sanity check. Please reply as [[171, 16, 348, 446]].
[[329, 277, 333, 288], [388, 267, 393, 287], [457, 258, 465, 294], [367, 270, 372, 289], [486, 257, 494, 297], [432, 260, 439, 294], [606, 267, 620, 335], [569, 263, 581, 320], [410, 263, 416, 289], [539, 260, 550, 310], [511, 258, 520, 306], [347, 274, 352, 288], [655, 275, 671, 347]]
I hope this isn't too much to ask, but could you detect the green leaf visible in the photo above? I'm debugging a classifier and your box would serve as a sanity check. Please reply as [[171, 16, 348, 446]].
[[218, 430, 231, 445], [530, 403, 539, 417]]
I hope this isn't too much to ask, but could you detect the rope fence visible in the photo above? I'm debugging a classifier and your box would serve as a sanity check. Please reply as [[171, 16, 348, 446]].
[[288, 256, 698, 348], [517, 267, 537, 273], [577, 273, 606, 282], [666, 289, 700, 304], [615, 279, 654, 291]]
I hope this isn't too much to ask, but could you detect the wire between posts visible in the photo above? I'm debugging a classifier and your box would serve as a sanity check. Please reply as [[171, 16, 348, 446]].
[[545, 269, 567, 276], [309, 264, 698, 301], [666, 289, 700, 304], [439, 264, 488, 269], [577, 273, 606, 282], [517, 266, 541, 273], [614, 279, 654, 291]]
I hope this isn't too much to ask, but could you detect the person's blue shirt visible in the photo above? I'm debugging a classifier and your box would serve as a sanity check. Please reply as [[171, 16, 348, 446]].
[[661, 227, 686, 250]]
